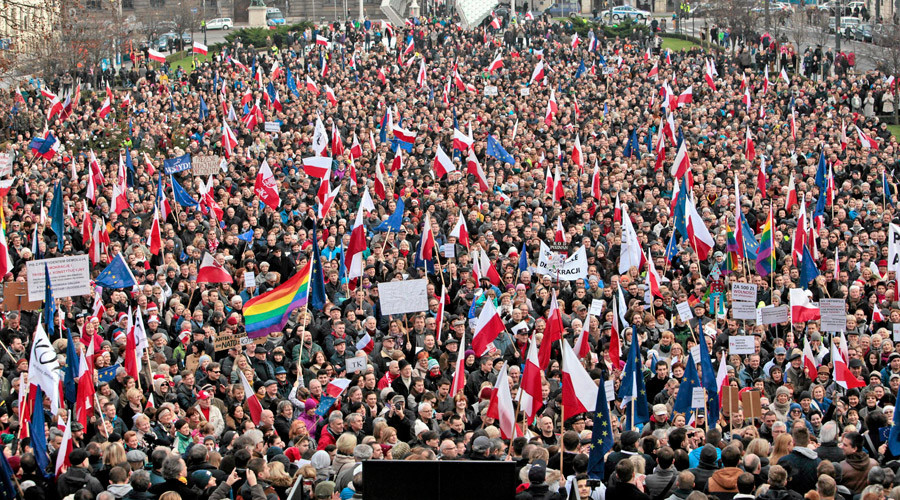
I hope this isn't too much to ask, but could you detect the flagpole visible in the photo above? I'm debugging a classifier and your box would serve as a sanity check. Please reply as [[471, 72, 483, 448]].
[[430, 230, 447, 292], [559, 335, 565, 473]]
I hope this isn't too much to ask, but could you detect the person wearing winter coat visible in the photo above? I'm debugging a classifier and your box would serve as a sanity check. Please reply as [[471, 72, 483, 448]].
[[707, 446, 743, 497], [775, 426, 821, 495], [756, 465, 804, 500], [687, 445, 719, 493], [515, 459, 562, 500], [57, 448, 104, 498], [665, 471, 695, 500], [148, 456, 203, 499], [839, 431, 878, 495], [195, 390, 226, 437], [606, 459, 649, 500]]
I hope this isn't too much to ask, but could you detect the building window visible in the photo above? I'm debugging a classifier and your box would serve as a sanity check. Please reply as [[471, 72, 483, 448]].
[[122, 0, 134, 8], [86, 0, 101, 9]]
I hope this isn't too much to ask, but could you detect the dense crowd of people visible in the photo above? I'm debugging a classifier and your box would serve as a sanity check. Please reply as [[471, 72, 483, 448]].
[[2, 8, 900, 500]]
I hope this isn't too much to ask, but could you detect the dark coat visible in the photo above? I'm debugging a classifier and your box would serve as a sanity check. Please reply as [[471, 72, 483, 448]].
[[57, 466, 104, 498], [607, 482, 651, 500], [148, 478, 203, 499], [776, 448, 821, 495]]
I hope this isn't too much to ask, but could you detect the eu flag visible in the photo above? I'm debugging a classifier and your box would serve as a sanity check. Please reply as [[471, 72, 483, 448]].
[[664, 231, 679, 264], [309, 221, 327, 311], [238, 229, 254, 242], [617, 326, 649, 429], [518, 242, 528, 272], [171, 175, 199, 208], [486, 135, 515, 165], [0, 450, 18, 499], [740, 213, 759, 261], [672, 350, 701, 417], [30, 385, 51, 478], [373, 197, 405, 233], [286, 68, 300, 98], [95, 252, 137, 289], [63, 323, 79, 404], [575, 57, 586, 79], [199, 95, 209, 120], [815, 147, 826, 190], [698, 330, 720, 425], [889, 387, 900, 454], [586, 377, 614, 480], [800, 245, 820, 290], [673, 178, 689, 241], [49, 181, 64, 251]]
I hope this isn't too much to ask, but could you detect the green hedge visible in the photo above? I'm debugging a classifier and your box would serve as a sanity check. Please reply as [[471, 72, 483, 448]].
[[660, 32, 722, 51], [224, 21, 317, 48]]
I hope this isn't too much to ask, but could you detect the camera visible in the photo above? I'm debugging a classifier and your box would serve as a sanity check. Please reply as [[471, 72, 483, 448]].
[[235, 468, 246, 479]]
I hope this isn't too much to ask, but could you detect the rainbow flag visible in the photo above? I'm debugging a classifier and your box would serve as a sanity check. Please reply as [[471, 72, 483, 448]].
[[755, 206, 775, 277], [244, 261, 311, 338], [723, 225, 739, 275]]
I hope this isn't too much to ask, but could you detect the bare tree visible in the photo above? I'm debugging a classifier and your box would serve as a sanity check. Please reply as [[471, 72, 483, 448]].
[[0, 0, 61, 75], [708, 0, 760, 50], [171, 0, 202, 51], [875, 22, 900, 124]]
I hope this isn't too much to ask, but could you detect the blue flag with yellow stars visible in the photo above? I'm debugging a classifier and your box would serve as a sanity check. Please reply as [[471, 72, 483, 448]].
[[486, 135, 515, 165], [586, 377, 614, 479], [95, 252, 137, 289], [698, 327, 720, 425], [672, 350, 701, 417], [617, 326, 649, 429]]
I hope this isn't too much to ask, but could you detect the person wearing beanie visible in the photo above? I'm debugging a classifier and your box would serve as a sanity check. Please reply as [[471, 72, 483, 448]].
[[57, 448, 103, 498], [687, 444, 720, 492]]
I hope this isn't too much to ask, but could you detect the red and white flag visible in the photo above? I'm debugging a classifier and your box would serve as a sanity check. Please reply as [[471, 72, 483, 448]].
[[539, 292, 564, 369], [704, 59, 716, 90], [356, 332, 375, 354], [255, 159, 281, 209], [745, 127, 755, 162], [832, 337, 865, 389], [856, 125, 879, 149], [302, 156, 332, 179], [239, 370, 264, 424], [790, 288, 820, 323], [433, 143, 455, 178], [416, 59, 427, 89], [554, 216, 566, 243], [450, 211, 469, 248], [571, 135, 584, 169], [55, 416, 73, 476], [197, 252, 233, 283], [785, 173, 798, 211], [530, 60, 545, 83], [350, 133, 362, 159], [757, 157, 767, 198], [646, 249, 662, 297], [346, 206, 367, 280], [471, 299, 505, 355], [466, 150, 489, 192], [305, 76, 320, 95], [324, 85, 337, 107], [802, 337, 819, 377], [147, 49, 166, 63], [450, 336, 466, 396], [149, 206, 162, 255], [192, 41, 208, 55], [573, 314, 592, 359], [686, 196, 714, 260], [591, 163, 601, 199], [677, 86, 693, 107], [488, 52, 503, 73], [486, 362, 517, 439], [561, 338, 598, 417], [520, 338, 543, 424]]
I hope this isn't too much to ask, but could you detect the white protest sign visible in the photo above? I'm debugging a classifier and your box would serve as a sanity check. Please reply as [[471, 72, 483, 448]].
[[484, 85, 498, 96], [760, 305, 789, 325], [604, 380, 615, 402], [819, 298, 847, 333], [676, 301, 693, 322], [690, 345, 701, 363], [731, 283, 758, 303], [894, 324, 900, 342], [603, 66, 615, 75], [441, 244, 455, 258], [691, 387, 706, 408], [589, 300, 604, 317], [732, 301, 757, 320], [26, 255, 92, 301], [0, 153, 11, 177], [346, 356, 367, 373], [890, 223, 900, 275], [520, 87, 531, 96], [378, 279, 429, 315], [536, 243, 589, 281], [244, 271, 256, 289], [264, 121, 281, 132], [192, 155, 221, 176], [728, 336, 756, 355]]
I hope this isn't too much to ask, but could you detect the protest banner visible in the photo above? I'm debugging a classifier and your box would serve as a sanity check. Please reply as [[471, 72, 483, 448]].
[[26, 255, 91, 301], [215, 332, 248, 351], [264, 121, 281, 132], [163, 153, 192, 174], [676, 301, 693, 322], [731, 283, 758, 303], [3, 282, 41, 311], [819, 298, 847, 332], [732, 301, 757, 320], [192, 155, 221, 176], [760, 305, 789, 325], [729, 336, 756, 355], [378, 279, 429, 315]]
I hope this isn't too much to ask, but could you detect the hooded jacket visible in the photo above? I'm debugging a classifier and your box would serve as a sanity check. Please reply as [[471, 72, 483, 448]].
[[777, 446, 821, 494], [840, 451, 877, 494], [57, 466, 104, 498], [707, 467, 743, 493]]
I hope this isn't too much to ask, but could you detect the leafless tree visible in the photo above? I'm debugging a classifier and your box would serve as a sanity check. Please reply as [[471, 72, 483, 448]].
[[171, 0, 202, 50], [0, 0, 60, 75], [875, 22, 900, 124], [708, 0, 760, 50]]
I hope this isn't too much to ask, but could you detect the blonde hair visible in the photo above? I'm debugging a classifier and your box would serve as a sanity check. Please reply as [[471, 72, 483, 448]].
[[769, 434, 793, 464], [159, 493, 182, 500], [267, 461, 292, 481], [103, 441, 127, 466], [336, 433, 358, 454]]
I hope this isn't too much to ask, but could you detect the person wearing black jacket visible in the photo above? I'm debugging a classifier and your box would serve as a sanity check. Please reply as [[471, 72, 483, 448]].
[[606, 459, 650, 500], [148, 456, 203, 499]]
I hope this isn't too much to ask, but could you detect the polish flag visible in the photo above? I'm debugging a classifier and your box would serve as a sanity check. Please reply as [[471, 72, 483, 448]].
[[377, 67, 387, 85], [780, 67, 789, 84], [785, 173, 798, 210], [373, 157, 387, 200], [450, 212, 469, 248], [571, 33, 580, 48], [832, 338, 865, 389], [841, 119, 848, 151], [654, 126, 666, 171], [75, 348, 95, 428], [873, 304, 885, 324], [571, 135, 584, 169], [433, 144, 455, 177], [686, 196, 714, 260], [302, 156, 333, 178], [646, 249, 662, 297], [742, 87, 751, 111], [704, 59, 716, 90], [111, 156, 129, 214], [715, 352, 728, 403], [745, 127, 755, 162], [539, 292, 564, 369], [98, 96, 112, 119], [324, 85, 337, 107], [55, 416, 73, 476], [350, 133, 362, 159], [789, 288, 820, 323], [449, 336, 466, 396], [197, 252, 233, 283], [573, 96, 581, 120], [316, 34, 329, 45], [573, 315, 592, 359], [519, 338, 543, 424], [417, 212, 435, 263], [192, 41, 208, 55], [554, 216, 566, 243], [325, 380, 353, 404], [391, 147, 403, 172], [530, 60, 545, 83], [356, 332, 375, 354], [416, 59, 427, 89], [488, 52, 503, 73], [591, 163, 601, 199], [471, 299, 505, 356], [346, 205, 367, 280], [149, 206, 162, 255], [255, 159, 281, 208], [305, 76, 320, 95], [856, 125, 879, 149], [544, 89, 557, 125], [222, 121, 238, 159], [544, 165, 554, 196], [764, 66, 771, 93], [757, 157, 767, 198], [453, 125, 473, 152], [553, 166, 564, 201], [147, 49, 166, 63], [239, 370, 264, 424], [561, 339, 598, 417], [648, 63, 658, 80], [614, 193, 622, 222], [677, 86, 693, 107], [802, 337, 818, 377], [466, 150, 489, 192], [671, 140, 691, 180], [485, 362, 517, 439], [331, 124, 344, 157], [317, 184, 341, 219]]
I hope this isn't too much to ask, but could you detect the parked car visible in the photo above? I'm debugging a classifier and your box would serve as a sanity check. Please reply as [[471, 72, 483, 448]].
[[827, 15, 860, 34], [205, 17, 233, 30], [543, 1, 581, 17], [266, 7, 286, 26], [598, 5, 650, 21]]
